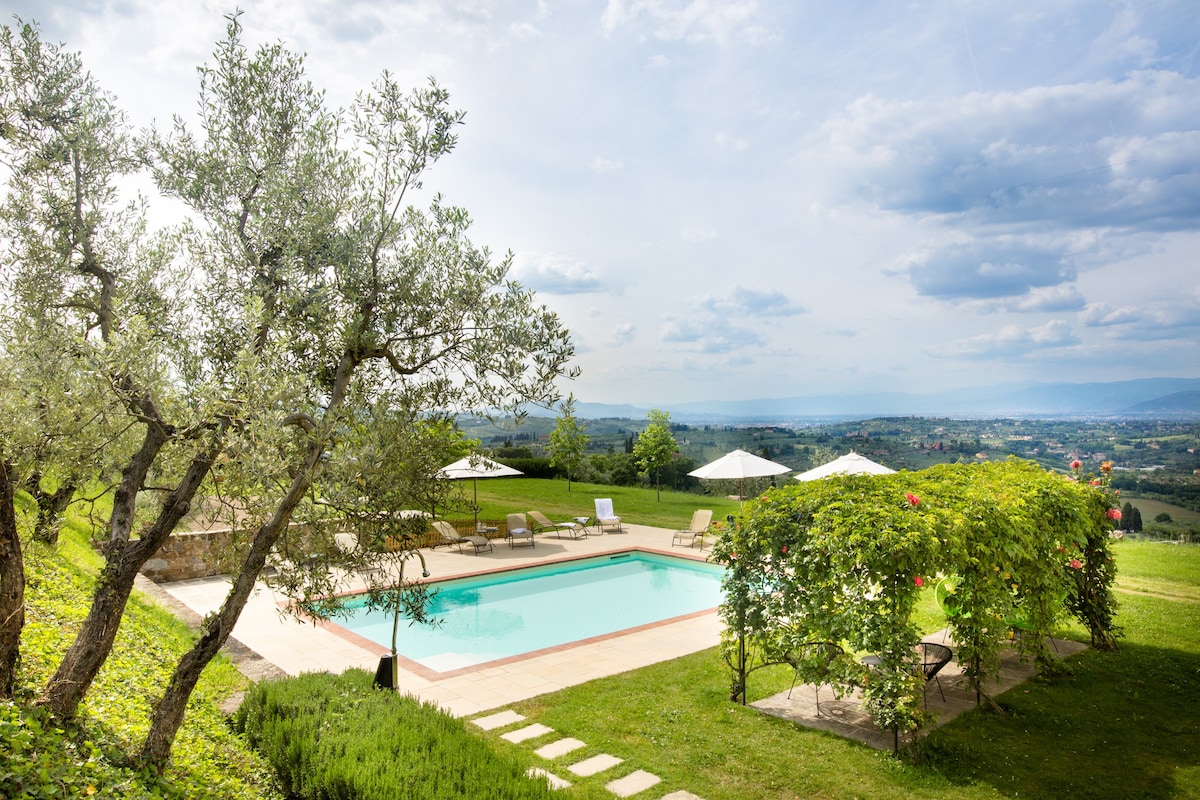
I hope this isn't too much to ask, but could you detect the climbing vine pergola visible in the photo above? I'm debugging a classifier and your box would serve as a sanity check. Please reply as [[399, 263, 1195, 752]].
[[713, 459, 1119, 738]]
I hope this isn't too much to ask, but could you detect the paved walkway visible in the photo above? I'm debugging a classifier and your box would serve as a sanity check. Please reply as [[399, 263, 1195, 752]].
[[752, 632, 1088, 750], [156, 523, 723, 717]]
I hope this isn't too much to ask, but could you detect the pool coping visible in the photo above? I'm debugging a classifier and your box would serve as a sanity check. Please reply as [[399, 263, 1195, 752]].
[[155, 524, 729, 716], [302, 545, 721, 682]]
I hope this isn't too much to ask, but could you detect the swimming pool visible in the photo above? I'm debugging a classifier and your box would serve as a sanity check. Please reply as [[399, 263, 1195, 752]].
[[337, 551, 725, 672]]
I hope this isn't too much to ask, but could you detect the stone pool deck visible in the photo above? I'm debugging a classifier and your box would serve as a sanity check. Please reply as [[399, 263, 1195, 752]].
[[151, 522, 723, 717]]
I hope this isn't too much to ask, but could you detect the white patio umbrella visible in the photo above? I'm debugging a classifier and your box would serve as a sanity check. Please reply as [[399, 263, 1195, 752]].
[[794, 451, 895, 482], [688, 448, 792, 499], [437, 456, 523, 529]]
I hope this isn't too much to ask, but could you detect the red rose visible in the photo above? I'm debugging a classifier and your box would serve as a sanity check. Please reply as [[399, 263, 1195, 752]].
[[1070, 459, 1082, 470], [913, 576, 924, 587], [1069, 558, 1083, 570], [1106, 508, 1122, 521], [905, 492, 920, 507]]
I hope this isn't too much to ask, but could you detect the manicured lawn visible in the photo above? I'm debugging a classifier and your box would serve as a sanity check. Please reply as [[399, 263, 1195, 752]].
[[477, 510, 1200, 799], [470, 477, 743, 530]]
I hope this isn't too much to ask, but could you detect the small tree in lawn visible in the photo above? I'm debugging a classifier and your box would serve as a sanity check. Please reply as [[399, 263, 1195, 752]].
[[1121, 502, 1134, 532], [634, 409, 676, 501], [548, 394, 589, 491]]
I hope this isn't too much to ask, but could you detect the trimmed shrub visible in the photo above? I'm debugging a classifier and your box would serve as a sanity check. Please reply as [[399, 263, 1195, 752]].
[[234, 670, 555, 800]]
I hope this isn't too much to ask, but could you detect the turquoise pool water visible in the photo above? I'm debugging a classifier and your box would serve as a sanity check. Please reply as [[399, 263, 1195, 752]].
[[338, 551, 725, 672]]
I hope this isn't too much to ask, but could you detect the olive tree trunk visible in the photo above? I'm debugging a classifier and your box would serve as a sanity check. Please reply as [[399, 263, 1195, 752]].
[[0, 459, 25, 699], [39, 425, 222, 719]]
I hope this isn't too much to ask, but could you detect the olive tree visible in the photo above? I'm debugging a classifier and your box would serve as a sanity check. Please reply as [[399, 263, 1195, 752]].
[[136, 16, 574, 768], [0, 20, 219, 721]]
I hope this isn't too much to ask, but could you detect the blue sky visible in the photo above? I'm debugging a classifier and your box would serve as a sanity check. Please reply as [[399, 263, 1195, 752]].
[[12, 1, 1200, 405]]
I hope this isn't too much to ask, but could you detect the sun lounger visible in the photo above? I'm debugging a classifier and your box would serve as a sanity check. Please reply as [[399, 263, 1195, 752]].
[[527, 510, 586, 539], [672, 509, 713, 548], [594, 498, 623, 533], [505, 513, 535, 547], [431, 520, 493, 554]]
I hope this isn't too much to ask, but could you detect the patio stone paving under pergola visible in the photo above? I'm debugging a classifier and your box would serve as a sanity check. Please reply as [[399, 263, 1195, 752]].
[[751, 632, 1088, 750]]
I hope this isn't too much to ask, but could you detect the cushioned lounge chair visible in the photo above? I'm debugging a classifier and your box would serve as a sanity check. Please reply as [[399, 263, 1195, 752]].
[[505, 513, 535, 547], [432, 520, 493, 555], [672, 509, 713, 548], [527, 510, 586, 539], [594, 498, 622, 533]]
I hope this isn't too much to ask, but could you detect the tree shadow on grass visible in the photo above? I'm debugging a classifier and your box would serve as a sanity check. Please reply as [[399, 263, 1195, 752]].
[[915, 642, 1200, 799]]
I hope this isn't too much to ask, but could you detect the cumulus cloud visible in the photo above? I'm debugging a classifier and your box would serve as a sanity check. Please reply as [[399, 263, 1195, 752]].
[[1007, 285, 1088, 313], [1081, 292, 1200, 341], [825, 72, 1200, 233], [606, 322, 637, 347], [656, 286, 804, 356], [661, 318, 764, 353], [697, 286, 806, 317], [511, 253, 601, 294], [934, 320, 1080, 359], [899, 240, 1076, 300], [1081, 302, 1142, 327]]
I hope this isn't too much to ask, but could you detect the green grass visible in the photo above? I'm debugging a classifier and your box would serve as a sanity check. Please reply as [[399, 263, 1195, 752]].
[[1121, 496, 1200, 527], [472, 491, 1200, 800], [469, 477, 743, 529], [7, 498, 279, 799]]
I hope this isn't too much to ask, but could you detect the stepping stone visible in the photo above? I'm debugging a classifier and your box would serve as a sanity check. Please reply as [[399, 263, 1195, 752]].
[[568, 753, 623, 777], [660, 792, 705, 800], [527, 768, 571, 790], [535, 737, 587, 759], [502, 723, 554, 743], [606, 769, 662, 797], [472, 710, 525, 730]]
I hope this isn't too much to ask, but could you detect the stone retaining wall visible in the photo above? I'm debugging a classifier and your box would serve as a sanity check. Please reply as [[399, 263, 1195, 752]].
[[140, 528, 240, 583]]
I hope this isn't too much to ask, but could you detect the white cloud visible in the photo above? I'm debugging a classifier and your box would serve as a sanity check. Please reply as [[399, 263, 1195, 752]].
[[511, 253, 602, 295], [934, 320, 1080, 359], [715, 131, 749, 151], [600, 0, 761, 45], [590, 156, 625, 173], [606, 322, 637, 347]]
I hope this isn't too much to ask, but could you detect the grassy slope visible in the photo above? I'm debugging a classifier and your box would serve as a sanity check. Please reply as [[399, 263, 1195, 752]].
[[473, 479, 1200, 800], [9, 499, 279, 799], [1121, 496, 1200, 527]]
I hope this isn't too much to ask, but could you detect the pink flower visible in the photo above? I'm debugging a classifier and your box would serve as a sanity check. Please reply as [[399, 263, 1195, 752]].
[[913, 576, 924, 587], [1090, 479, 1102, 486], [780, 545, 788, 554], [1069, 558, 1083, 570], [1100, 462, 1113, 474], [1070, 459, 1082, 470], [905, 493, 920, 507], [1106, 508, 1122, 521]]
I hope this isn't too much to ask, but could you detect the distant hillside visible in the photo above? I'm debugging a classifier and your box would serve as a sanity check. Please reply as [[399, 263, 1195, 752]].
[[1127, 390, 1200, 415], [555, 377, 1200, 423]]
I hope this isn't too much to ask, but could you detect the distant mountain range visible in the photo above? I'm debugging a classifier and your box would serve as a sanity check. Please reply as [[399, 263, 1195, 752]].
[[546, 378, 1200, 423]]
